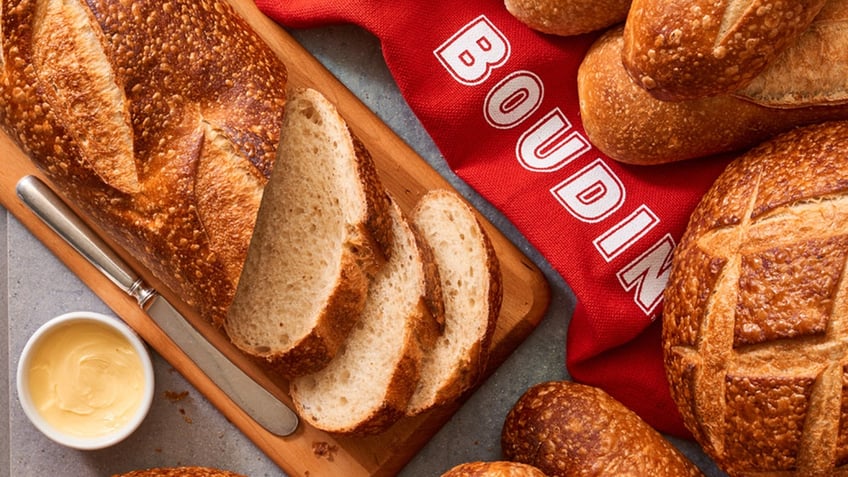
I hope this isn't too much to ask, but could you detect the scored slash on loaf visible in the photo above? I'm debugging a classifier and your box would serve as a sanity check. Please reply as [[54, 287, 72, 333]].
[[0, 0, 289, 327]]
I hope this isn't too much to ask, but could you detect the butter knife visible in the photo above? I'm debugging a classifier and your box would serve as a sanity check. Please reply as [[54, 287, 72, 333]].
[[16, 175, 299, 437]]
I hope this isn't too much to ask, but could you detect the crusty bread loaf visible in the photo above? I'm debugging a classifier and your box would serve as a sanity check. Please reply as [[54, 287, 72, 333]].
[[502, 381, 704, 477], [0, 0, 288, 327], [406, 189, 502, 416], [113, 467, 245, 477], [734, 0, 848, 108], [622, 0, 827, 100], [504, 0, 630, 37], [578, 26, 848, 165], [290, 196, 443, 435], [225, 87, 393, 378], [441, 461, 548, 477], [663, 120, 848, 476]]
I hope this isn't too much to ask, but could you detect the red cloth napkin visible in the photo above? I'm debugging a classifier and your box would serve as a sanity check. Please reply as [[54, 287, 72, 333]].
[[256, 0, 732, 437]]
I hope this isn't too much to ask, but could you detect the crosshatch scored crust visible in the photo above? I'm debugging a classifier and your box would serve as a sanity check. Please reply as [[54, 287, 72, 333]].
[[663, 120, 848, 475]]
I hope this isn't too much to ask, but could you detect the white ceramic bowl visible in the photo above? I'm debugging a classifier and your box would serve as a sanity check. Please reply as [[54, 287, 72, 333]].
[[16, 311, 155, 450]]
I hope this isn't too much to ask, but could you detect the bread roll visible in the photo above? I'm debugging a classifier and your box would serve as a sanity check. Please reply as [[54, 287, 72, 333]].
[[577, 27, 848, 165], [113, 467, 244, 477], [0, 0, 288, 327], [504, 0, 630, 36], [622, 0, 827, 100], [502, 381, 704, 477], [663, 120, 848, 476], [441, 461, 547, 477], [734, 0, 848, 108]]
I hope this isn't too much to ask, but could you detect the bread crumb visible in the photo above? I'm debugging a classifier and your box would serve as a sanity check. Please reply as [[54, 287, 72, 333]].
[[312, 441, 338, 461]]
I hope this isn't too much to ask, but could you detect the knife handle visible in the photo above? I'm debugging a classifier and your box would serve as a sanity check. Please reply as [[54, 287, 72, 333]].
[[16, 175, 156, 307], [17, 175, 300, 437]]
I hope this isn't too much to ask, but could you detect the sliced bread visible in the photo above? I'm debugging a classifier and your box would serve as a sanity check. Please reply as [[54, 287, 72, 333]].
[[224, 87, 393, 378], [290, 196, 444, 434], [406, 189, 503, 415]]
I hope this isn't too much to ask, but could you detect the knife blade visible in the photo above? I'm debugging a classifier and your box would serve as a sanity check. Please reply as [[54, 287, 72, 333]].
[[15, 175, 299, 437]]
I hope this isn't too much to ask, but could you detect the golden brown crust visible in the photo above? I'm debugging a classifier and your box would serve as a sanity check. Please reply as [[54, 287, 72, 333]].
[[502, 381, 704, 477], [441, 461, 548, 477], [504, 0, 630, 36], [663, 120, 848, 475], [290, 198, 443, 435], [734, 0, 848, 108], [261, 252, 370, 377], [405, 190, 502, 416], [0, 0, 288, 327], [113, 467, 246, 477], [578, 27, 848, 165], [622, 0, 827, 100]]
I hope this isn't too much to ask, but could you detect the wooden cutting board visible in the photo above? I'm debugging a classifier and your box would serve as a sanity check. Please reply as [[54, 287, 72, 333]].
[[0, 1, 551, 476]]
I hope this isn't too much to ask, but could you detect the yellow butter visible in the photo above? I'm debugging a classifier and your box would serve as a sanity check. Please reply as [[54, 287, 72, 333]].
[[27, 320, 146, 438]]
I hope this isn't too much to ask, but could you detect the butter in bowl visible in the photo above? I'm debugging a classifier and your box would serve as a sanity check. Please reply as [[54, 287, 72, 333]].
[[16, 311, 155, 450]]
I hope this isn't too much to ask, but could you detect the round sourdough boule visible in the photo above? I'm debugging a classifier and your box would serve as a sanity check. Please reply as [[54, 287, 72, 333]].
[[663, 120, 848, 476], [501, 381, 703, 476], [440, 461, 547, 477]]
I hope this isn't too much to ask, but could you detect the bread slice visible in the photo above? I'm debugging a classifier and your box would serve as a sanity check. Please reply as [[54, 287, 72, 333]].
[[290, 196, 444, 434], [406, 189, 502, 415], [224, 87, 393, 378]]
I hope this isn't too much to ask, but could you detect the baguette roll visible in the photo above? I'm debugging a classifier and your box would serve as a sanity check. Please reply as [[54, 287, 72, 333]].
[[0, 0, 288, 326], [734, 0, 848, 108], [622, 0, 827, 100], [441, 461, 547, 477], [504, 0, 631, 37], [663, 120, 848, 476], [114, 467, 245, 477], [578, 26, 848, 165], [502, 381, 704, 477]]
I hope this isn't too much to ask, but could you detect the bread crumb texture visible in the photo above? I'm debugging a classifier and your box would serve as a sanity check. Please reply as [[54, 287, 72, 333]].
[[663, 120, 848, 475]]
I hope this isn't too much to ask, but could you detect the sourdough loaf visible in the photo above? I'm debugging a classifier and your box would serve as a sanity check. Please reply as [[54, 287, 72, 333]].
[[577, 26, 848, 165], [663, 120, 848, 475], [504, 0, 631, 37], [225, 87, 393, 378], [622, 0, 827, 100], [441, 461, 547, 477], [0, 0, 288, 326], [406, 189, 502, 415], [290, 196, 443, 435], [114, 468, 245, 477], [502, 381, 704, 477]]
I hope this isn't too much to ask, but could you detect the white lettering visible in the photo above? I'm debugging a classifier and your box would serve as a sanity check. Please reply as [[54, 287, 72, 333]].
[[434, 15, 510, 86], [516, 108, 591, 172], [550, 159, 624, 223], [594, 205, 659, 262], [617, 234, 676, 315], [484, 70, 543, 129]]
